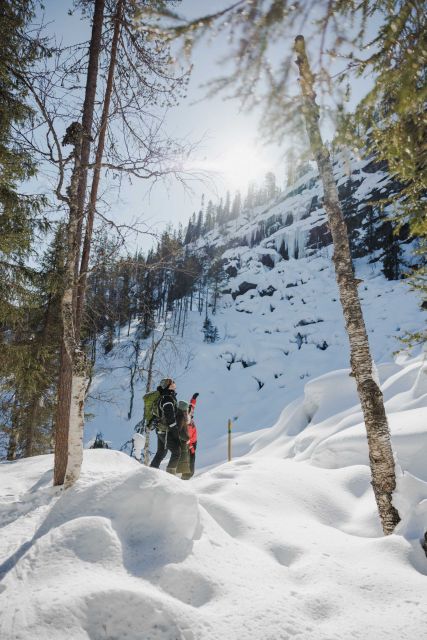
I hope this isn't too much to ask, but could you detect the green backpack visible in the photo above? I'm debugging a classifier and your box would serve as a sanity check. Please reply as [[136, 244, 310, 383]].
[[143, 390, 161, 429]]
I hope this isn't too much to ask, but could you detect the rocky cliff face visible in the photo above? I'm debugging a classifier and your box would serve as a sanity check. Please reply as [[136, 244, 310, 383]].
[[194, 150, 410, 282], [177, 149, 420, 414]]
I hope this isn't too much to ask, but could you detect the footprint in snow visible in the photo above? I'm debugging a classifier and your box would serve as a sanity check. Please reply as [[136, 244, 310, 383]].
[[199, 498, 244, 538], [198, 480, 225, 495], [232, 459, 253, 468], [156, 567, 215, 608], [211, 470, 236, 480], [270, 543, 304, 568]]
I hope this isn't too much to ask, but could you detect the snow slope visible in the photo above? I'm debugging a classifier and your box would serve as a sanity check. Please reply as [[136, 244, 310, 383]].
[[83, 150, 424, 466], [2, 149, 425, 639], [1, 355, 426, 640], [85, 249, 423, 471]]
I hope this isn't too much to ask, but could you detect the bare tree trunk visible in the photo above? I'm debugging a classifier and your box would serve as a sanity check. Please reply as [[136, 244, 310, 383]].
[[213, 277, 219, 314], [24, 398, 38, 458], [143, 328, 165, 465], [172, 302, 178, 333], [294, 35, 400, 535], [54, 123, 86, 486], [74, 0, 106, 301], [53, 1, 106, 488], [177, 298, 182, 334], [57, 0, 123, 488], [75, 0, 124, 337], [7, 432, 18, 461], [181, 296, 188, 337], [7, 405, 19, 461], [64, 351, 86, 488], [54, 342, 72, 484], [128, 339, 140, 420]]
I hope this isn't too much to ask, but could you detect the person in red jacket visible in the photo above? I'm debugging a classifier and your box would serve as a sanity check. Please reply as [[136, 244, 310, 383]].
[[182, 393, 198, 479]]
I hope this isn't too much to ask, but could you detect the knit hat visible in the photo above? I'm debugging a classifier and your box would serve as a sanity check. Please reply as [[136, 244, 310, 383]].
[[159, 378, 174, 390], [178, 400, 189, 412]]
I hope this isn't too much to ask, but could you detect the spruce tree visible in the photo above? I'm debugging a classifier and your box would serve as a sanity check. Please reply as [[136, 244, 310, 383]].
[[265, 172, 277, 201], [0, 225, 65, 459], [0, 0, 46, 324], [0, 0, 51, 459], [231, 191, 242, 220], [381, 222, 403, 281]]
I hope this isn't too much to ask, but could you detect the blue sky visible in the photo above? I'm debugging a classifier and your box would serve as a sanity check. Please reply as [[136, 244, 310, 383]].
[[37, 1, 285, 251], [36, 0, 375, 253]]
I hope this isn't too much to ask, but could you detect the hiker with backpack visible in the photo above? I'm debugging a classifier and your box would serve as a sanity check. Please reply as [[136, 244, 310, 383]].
[[175, 400, 192, 478], [149, 378, 181, 474], [182, 393, 198, 479]]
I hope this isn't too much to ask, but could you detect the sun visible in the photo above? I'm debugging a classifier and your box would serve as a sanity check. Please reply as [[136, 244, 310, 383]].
[[216, 143, 272, 193]]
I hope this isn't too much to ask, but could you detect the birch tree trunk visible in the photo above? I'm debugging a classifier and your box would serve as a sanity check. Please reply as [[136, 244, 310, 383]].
[[54, 123, 86, 486], [66, 0, 123, 478], [61, 0, 125, 486], [64, 352, 86, 488], [294, 35, 400, 535], [53, 1, 106, 487]]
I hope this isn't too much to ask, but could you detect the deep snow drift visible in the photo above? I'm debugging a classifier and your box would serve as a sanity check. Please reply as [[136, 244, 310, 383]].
[[1, 354, 426, 640]]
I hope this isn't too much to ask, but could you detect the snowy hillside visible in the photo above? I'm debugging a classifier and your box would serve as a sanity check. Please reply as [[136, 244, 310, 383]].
[[1, 148, 426, 638], [1, 354, 426, 640], [83, 151, 423, 470]]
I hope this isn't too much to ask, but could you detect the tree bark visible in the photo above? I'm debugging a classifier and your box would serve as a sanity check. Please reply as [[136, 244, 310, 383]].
[[127, 339, 140, 420], [55, 1, 123, 488], [143, 330, 164, 465], [294, 35, 400, 535], [54, 1, 105, 487], [75, 0, 124, 337], [54, 123, 85, 486], [7, 404, 19, 461], [24, 397, 39, 458], [181, 296, 188, 337], [64, 352, 86, 488], [74, 0, 106, 302]]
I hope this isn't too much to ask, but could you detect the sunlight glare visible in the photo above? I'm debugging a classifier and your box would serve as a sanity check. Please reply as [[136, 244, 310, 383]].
[[217, 143, 272, 193]]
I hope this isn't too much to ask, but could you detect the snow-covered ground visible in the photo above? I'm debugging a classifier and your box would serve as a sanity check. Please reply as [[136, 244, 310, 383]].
[[84, 249, 423, 472], [1, 353, 426, 639], [1, 150, 426, 638], [82, 149, 423, 470]]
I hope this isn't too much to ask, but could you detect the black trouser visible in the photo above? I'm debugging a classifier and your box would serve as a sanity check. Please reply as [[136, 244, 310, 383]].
[[150, 428, 181, 473]]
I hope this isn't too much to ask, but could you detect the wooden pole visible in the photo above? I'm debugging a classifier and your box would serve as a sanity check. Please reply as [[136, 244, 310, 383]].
[[227, 419, 232, 462]]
